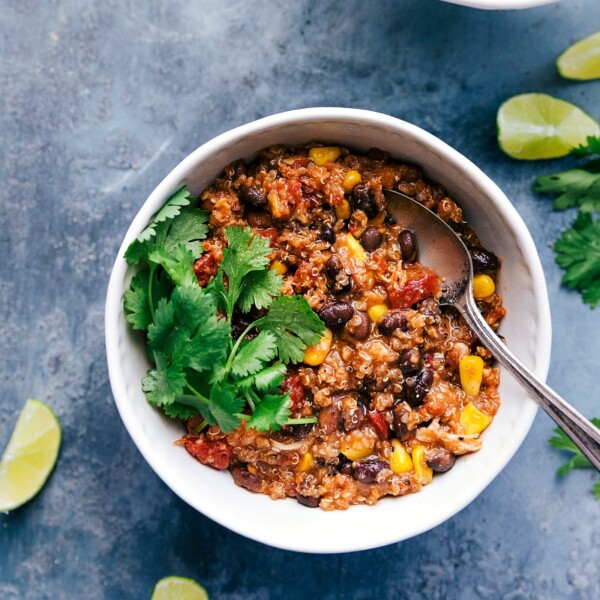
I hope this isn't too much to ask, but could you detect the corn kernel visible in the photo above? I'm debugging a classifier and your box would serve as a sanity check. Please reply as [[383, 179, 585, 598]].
[[472, 274, 495, 299], [390, 439, 413, 474], [335, 198, 351, 220], [297, 452, 314, 472], [342, 169, 362, 193], [412, 445, 433, 485], [303, 328, 332, 366], [367, 303, 389, 323], [270, 260, 287, 276], [341, 431, 375, 461], [339, 233, 366, 262], [459, 355, 484, 396], [309, 146, 342, 166], [460, 401, 492, 435]]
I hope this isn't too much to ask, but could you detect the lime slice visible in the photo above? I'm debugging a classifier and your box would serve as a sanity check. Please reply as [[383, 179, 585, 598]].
[[151, 577, 209, 600], [557, 31, 600, 81], [497, 93, 600, 160], [0, 399, 61, 512]]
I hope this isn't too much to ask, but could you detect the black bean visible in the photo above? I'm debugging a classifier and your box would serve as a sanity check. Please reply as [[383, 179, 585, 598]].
[[392, 404, 411, 440], [351, 183, 379, 218], [325, 255, 343, 280], [240, 184, 267, 209], [229, 159, 247, 179], [320, 224, 336, 245], [470, 247, 500, 273], [352, 459, 388, 484], [297, 495, 320, 508], [342, 401, 367, 432], [320, 302, 354, 327], [246, 211, 273, 229], [399, 229, 418, 263], [345, 311, 370, 340], [361, 226, 382, 251], [426, 448, 456, 473], [378, 311, 408, 335], [404, 368, 434, 407], [288, 423, 315, 440], [319, 404, 342, 434], [231, 465, 261, 493], [398, 348, 422, 375]]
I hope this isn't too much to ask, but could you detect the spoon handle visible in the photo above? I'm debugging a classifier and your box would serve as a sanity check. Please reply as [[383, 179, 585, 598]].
[[458, 292, 600, 472]]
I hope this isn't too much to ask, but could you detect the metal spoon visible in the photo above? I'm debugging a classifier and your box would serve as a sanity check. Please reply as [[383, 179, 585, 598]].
[[384, 189, 600, 471]]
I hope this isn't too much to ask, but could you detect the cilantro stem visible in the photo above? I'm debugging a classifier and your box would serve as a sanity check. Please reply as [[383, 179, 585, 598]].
[[285, 417, 318, 425], [224, 322, 256, 374], [184, 383, 210, 406], [243, 390, 256, 411]]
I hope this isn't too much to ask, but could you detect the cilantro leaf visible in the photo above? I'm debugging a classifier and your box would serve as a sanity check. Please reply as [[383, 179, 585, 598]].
[[253, 296, 325, 363], [123, 271, 151, 331], [534, 168, 600, 212], [148, 245, 197, 287], [136, 187, 192, 243], [161, 401, 201, 420], [247, 393, 291, 432], [231, 331, 277, 378], [570, 136, 600, 157], [148, 284, 230, 372], [237, 362, 287, 391], [549, 419, 597, 477], [162, 208, 208, 258], [142, 353, 187, 408], [554, 212, 600, 307], [238, 269, 283, 312], [217, 227, 272, 318], [208, 382, 244, 433]]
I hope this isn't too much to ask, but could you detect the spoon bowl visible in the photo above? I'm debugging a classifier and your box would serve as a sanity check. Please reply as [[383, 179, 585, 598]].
[[384, 189, 600, 471]]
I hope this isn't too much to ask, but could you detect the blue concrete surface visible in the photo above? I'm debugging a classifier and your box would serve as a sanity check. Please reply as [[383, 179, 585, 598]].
[[1, 0, 600, 598]]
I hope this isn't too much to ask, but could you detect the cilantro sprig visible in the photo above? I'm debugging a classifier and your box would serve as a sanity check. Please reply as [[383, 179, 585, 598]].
[[534, 135, 600, 307], [123, 187, 325, 433], [548, 418, 600, 500]]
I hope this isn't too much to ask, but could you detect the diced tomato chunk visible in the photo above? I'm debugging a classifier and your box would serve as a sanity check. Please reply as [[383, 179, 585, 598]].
[[193, 253, 218, 287], [182, 435, 232, 470], [388, 268, 440, 309], [282, 371, 305, 412], [367, 411, 390, 440], [258, 227, 278, 246]]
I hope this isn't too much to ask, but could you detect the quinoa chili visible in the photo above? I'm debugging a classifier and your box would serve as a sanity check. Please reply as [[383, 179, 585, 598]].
[[179, 144, 505, 510]]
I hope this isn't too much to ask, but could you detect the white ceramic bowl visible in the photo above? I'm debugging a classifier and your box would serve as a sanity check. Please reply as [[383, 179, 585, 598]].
[[105, 108, 551, 553], [441, 0, 558, 9]]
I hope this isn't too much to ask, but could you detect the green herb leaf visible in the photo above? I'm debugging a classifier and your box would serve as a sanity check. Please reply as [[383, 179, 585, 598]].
[[248, 393, 291, 432], [208, 382, 244, 433], [148, 245, 197, 287], [142, 353, 187, 408], [238, 269, 283, 313], [123, 271, 152, 330], [163, 208, 208, 258], [231, 331, 278, 378], [555, 212, 600, 307], [253, 296, 325, 363], [241, 362, 287, 392], [161, 401, 201, 420], [570, 136, 600, 157], [534, 168, 600, 212], [548, 418, 600, 500], [217, 227, 272, 317]]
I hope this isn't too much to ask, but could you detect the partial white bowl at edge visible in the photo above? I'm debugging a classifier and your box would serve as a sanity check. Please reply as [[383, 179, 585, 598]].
[[105, 107, 552, 554], [441, 0, 558, 9]]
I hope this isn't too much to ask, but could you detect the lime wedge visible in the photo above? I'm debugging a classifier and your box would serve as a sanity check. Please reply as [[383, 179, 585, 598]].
[[0, 399, 61, 513], [558, 31, 600, 81], [151, 577, 209, 600], [497, 93, 600, 160]]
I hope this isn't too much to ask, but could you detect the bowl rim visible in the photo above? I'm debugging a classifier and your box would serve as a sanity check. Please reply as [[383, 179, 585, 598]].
[[105, 107, 552, 553], [440, 0, 558, 9]]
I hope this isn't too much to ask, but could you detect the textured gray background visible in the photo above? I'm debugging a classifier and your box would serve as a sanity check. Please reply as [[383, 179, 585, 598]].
[[1, 0, 600, 598]]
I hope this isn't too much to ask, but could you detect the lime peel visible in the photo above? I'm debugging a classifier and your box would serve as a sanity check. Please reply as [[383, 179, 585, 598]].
[[151, 576, 209, 600], [497, 93, 600, 160], [0, 399, 61, 513], [558, 31, 600, 81]]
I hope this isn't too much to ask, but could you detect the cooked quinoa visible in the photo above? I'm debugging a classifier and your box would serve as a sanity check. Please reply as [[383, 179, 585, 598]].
[[179, 144, 505, 510]]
